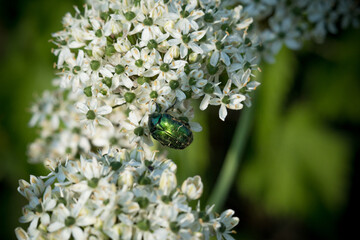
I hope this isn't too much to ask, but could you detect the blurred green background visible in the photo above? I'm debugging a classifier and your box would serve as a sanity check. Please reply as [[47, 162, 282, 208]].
[[0, 0, 359, 239]]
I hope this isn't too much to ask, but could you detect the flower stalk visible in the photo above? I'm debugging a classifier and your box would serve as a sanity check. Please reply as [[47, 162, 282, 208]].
[[208, 98, 255, 212]]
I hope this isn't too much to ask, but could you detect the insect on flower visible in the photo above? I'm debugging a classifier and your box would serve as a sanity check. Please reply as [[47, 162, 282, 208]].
[[148, 103, 193, 149]]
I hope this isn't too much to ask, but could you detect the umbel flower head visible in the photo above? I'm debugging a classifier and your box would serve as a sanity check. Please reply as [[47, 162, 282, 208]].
[[229, 0, 360, 62], [28, 0, 360, 163], [18, 0, 359, 239], [28, 0, 261, 162], [15, 147, 239, 240]]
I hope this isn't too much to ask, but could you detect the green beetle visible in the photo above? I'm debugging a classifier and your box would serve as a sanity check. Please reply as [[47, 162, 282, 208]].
[[148, 107, 193, 149]]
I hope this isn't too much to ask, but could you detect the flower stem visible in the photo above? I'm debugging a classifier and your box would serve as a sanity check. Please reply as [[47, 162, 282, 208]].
[[207, 103, 254, 212]]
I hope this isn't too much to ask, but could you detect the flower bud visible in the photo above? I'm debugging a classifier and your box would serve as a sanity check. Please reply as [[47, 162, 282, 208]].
[[189, 53, 198, 63], [15, 227, 28, 240], [172, 45, 180, 59], [164, 21, 175, 34], [118, 169, 134, 188], [181, 176, 203, 200], [158, 40, 170, 52], [114, 39, 131, 52], [159, 169, 177, 195]]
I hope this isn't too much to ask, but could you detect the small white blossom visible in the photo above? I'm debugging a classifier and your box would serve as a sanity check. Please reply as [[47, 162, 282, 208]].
[[181, 176, 203, 200], [47, 202, 96, 240], [75, 99, 113, 136], [210, 80, 246, 121], [159, 169, 177, 195], [213, 209, 240, 240], [122, 111, 153, 145]]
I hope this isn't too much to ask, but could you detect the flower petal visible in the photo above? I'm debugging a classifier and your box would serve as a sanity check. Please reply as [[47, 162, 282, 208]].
[[72, 226, 85, 240], [75, 103, 89, 114], [97, 116, 113, 128], [189, 42, 203, 54], [96, 105, 112, 115], [210, 51, 220, 67], [180, 44, 188, 59], [219, 104, 227, 121], [200, 94, 211, 110], [48, 222, 65, 232]]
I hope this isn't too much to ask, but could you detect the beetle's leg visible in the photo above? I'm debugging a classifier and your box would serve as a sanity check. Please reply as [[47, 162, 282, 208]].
[[154, 101, 162, 113], [165, 98, 177, 112], [112, 103, 126, 109]]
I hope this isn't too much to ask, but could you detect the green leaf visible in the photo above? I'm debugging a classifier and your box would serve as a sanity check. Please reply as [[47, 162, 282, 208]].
[[238, 48, 350, 218]]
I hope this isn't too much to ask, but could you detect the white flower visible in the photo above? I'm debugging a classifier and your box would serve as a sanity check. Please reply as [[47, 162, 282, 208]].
[[15, 227, 30, 240], [238, 0, 276, 17], [65, 50, 91, 91], [260, 10, 302, 54], [137, 80, 173, 111], [75, 99, 113, 136], [213, 209, 239, 240], [210, 80, 246, 121], [53, 45, 72, 69], [29, 91, 59, 129], [230, 51, 258, 73], [19, 185, 56, 231], [202, 36, 232, 67], [101, 188, 139, 230], [139, 32, 169, 49], [43, 158, 67, 185], [154, 203, 196, 239], [106, 54, 133, 89], [181, 176, 203, 200], [67, 156, 110, 195], [122, 111, 153, 145], [199, 82, 216, 111], [47, 202, 95, 240], [167, 0, 204, 35], [180, 69, 207, 98], [129, 11, 163, 42], [118, 169, 134, 187], [103, 18, 122, 36], [144, 46, 187, 82], [125, 47, 154, 76], [231, 68, 260, 92], [17, 176, 46, 200], [167, 29, 207, 59], [159, 169, 177, 195]]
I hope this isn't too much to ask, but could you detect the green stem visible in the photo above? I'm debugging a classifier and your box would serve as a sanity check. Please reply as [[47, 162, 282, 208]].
[[207, 104, 254, 212]]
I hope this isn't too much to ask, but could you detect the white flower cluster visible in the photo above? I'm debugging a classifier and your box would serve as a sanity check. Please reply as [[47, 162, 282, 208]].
[[28, 0, 261, 163], [19, 0, 359, 239], [230, 0, 360, 62], [16, 147, 239, 240], [28, 0, 360, 162]]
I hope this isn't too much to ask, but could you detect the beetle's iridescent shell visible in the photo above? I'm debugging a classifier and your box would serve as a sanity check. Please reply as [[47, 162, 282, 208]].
[[148, 113, 193, 149]]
